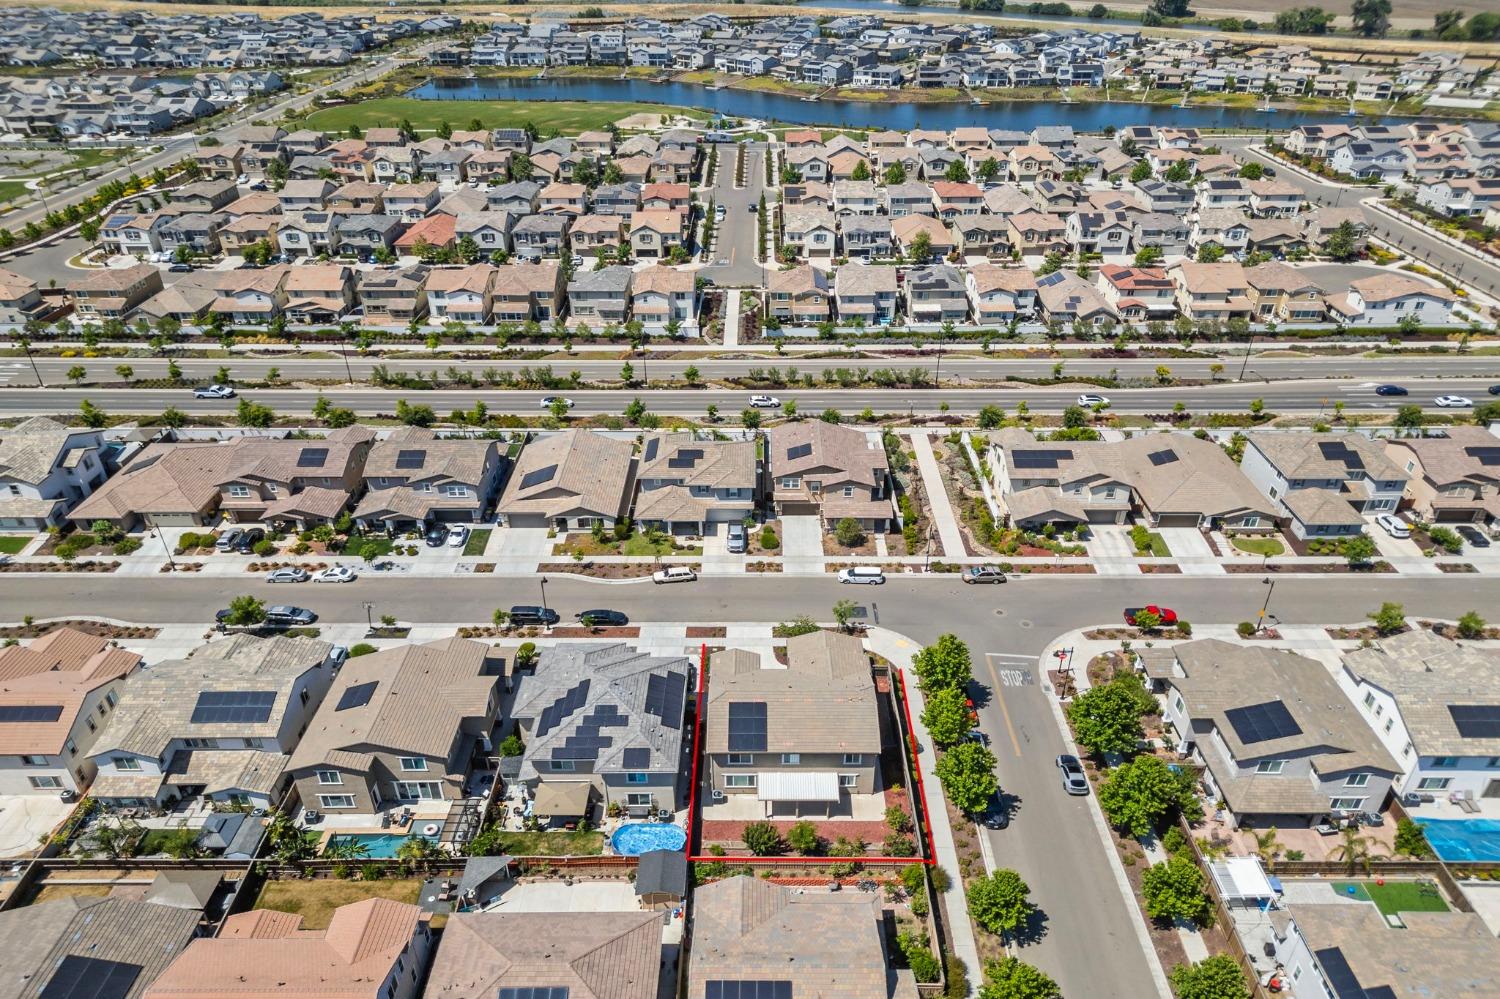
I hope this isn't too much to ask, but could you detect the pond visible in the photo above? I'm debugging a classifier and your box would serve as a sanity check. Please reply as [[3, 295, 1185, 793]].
[[410, 76, 1395, 133]]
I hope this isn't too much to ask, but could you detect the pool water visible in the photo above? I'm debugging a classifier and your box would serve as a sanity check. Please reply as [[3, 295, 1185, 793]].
[[325, 832, 433, 859], [610, 822, 686, 856], [1413, 818, 1500, 863]]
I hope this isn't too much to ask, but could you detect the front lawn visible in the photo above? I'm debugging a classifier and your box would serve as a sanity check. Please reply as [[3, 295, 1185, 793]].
[[305, 97, 705, 136], [0, 536, 31, 555], [473, 830, 603, 856], [621, 534, 701, 557], [1331, 880, 1449, 918], [1136, 531, 1171, 557], [254, 877, 424, 929], [1231, 536, 1285, 557], [463, 528, 492, 556]]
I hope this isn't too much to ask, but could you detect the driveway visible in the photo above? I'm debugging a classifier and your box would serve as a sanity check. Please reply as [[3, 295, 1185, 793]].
[[699, 531, 746, 576], [1155, 526, 1224, 575], [492, 527, 554, 572], [780, 515, 824, 574]]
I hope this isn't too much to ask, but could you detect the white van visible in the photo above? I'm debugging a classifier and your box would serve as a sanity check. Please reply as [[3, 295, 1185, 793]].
[[652, 565, 698, 584], [837, 566, 886, 585], [1376, 513, 1412, 539]]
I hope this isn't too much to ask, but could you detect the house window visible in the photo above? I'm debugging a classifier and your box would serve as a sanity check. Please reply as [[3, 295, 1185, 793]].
[[114, 757, 141, 771], [550, 760, 575, 772], [842, 486, 854, 497], [1344, 774, 1370, 788], [1363, 692, 1376, 710], [1417, 777, 1452, 791], [65, 740, 77, 758], [1488, 758, 1500, 769], [1254, 760, 1285, 775], [29, 776, 63, 789], [626, 773, 648, 784], [1384, 718, 1394, 734], [780, 753, 801, 765], [839, 774, 858, 789], [725, 774, 756, 788], [318, 794, 356, 809], [399, 758, 427, 772], [393, 781, 442, 800], [726, 753, 752, 766], [779, 477, 801, 489], [842, 754, 863, 766], [86, 718, 96, 733], [1173, 695, 1185, 714], [1329, 797, 1366, 811], [1433, 757, 1459, 768], [627, 792, 652, 807], [228, 485, 251, 498], [443, 484, 467, 497], [316, 771, 343, 785]]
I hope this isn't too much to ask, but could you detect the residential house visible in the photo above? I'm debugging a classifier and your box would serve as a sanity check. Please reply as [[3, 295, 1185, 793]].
[[88, 634, 337, 810], [393, 213, 456, 256], [0, 268, 48, 325], [277, 211, 344, 259], [67, 263, 163, 320], [1416, 177, 1500, 218], [640, 182, 690, 213], [766, 264, 831, 324], [425, 264, 495, 324], [512, 214, 570, 260], [1384, 426, 1500, 526], [173, 179, 239, 213], [276, 178, 335, 213], [1007, 144, 1058, 183], [1158, 639, 1399, 828], [628, 209, 684, 260], [890, 214, 955, 259], [337, 215, 404, 258], [1169, 261, 1253, 322], [839, 215, 893, 259], [631, 265, 696, 330], [353, 428, 502, 532], [0, 897, 199, 999], [218, 213, 280, 257], [540, 181, 588, 216], [568, 264, 633, 324], [1334, 273, 1456, 327], [1006, 211, 1068, 257], [0, 628, 140, 796], [1190, 208, 1250, 258], [1244, 261, 1324, 324], [358, 265, 429, 325], [766, 422, 893, 533], [885, 182, 935, 217], [492, 261, 562, 322], [101, 212, 166, 257], [1035, 270, 1115, 326], [282, 263, 354, 324], [287, 637, 500, 814], [383, 182, 440, 221], [633, 432, 756, 536], [496, 429, 635, 530], [212, 265, 289, 324], [455, 212, 514, 256], [193, 144, 244, 180], [835, 265, 898, 325], [158, 214, 222, 257], [967, 264, 1037, 324], [1248, 178, 1306, 218], [1241, 433, 1407, 539], [1096, 264, 1175, 321], [329, 180, 386, 215], [0, 416, 111, 530], [783, 207, 838, 260], [213, 426, 374, 529], [954, 215, 1011, 259], [1132, 179, 1195, 215]]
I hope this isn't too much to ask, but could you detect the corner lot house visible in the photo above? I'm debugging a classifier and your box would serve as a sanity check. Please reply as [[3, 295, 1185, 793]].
[[0, 628, 140, 796], [633, 432, 757, 537], [766, 423, 893, 533], [66, 263, 163, 320], [1159, 639, 1399, 829], [1240, 433, 1408, 539], [690, 875, 919, 998], [1335, 273, 1457, 326], [706, 631, 880, 814], [513, 642, 691, 820], [288, 637, 501, 817], [1340, 630, 1500, 799], [1384, 426, 1500, 526], [0, 416, 111, 530], [352, 427, 502, 532], [495, 430, 635, 530], [88, 634, 337, 810]]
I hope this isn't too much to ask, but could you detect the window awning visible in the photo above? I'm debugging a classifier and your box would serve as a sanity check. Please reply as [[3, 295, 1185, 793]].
[[757, 771, 840, 802]]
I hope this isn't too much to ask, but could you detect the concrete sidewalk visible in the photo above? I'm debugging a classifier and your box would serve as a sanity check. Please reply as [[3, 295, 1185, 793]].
[[910, 433, 966, 559]]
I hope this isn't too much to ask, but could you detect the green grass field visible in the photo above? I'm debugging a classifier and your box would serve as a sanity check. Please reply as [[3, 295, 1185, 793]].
[[0, 536, 30, 555], [305, 98, 705, 136], [1332, 880, 1449, 918], [477, 829, 604, 856], [0, 179, 30, 205], [1231, 536, 1285, 557], [463, 528, 492, 556]]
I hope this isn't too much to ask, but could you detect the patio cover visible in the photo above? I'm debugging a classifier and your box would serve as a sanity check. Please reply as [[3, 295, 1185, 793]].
[[1210, 857, 1276, 906], [757, 771, 840, 802], [533, 780, 594, 818]]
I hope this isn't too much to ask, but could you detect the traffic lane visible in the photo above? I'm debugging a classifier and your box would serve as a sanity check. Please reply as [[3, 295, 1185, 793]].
[[703, 144, 766, 289], [4, 381, 1498, 416]]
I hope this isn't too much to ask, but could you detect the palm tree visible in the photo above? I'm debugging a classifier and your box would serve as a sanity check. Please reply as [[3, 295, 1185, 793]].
[[1252, 827, 1283, 872], [396, 835, 443, 874], [323, 838, 371, 861], [266, 809, 319, 863], [1330, 827, 1385, 876]]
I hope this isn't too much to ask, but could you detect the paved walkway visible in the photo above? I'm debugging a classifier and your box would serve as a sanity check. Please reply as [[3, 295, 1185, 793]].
[[866, 627, 981, 996], [722, 288, 741, 348], [910, 433, 966, 559]]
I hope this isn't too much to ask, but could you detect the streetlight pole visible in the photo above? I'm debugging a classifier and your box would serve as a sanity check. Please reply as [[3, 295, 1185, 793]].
[[340, 328, 355, 385], [363, 601, 374, 633], [1237, 329, 1255, 382], [539, 576, 549, 618], [1257, 576, 1276, 633], [933, 345, 942, 390], [146, 515, 175, 572]]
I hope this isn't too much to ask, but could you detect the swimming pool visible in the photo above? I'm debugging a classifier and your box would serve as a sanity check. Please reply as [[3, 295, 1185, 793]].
[[325, 832, 433, 859], [1413, 818, 1500, 863], [610, 822, 686, 856]]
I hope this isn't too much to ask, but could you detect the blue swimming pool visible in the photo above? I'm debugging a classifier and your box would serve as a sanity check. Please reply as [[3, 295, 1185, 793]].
[[610, 822, 686, 856], [325, 832, 434, 859], [1413, 818, 1500, 863]]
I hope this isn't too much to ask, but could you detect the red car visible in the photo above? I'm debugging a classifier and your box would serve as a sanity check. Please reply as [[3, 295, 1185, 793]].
[[1124, 605, 1178, 627]]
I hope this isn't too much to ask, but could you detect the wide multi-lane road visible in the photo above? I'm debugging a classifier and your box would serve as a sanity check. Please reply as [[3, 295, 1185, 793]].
[[1, 380, 1495, 417], [4, 572, 1493, 998]]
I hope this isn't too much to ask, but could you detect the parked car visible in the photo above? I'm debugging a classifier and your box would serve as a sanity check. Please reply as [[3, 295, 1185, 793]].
[[326, 645, 349, 670], [748, 394, 780, 408], [1456, 524, 1491, 548], [424, 524, 448, 547], [837, 566, 886, 585], [193, 384, 236, 399], [215, 529, 243, 552], [1375, 513, 1412, 539], [233, 528, 265, 554], [577, 609, 628, 627], [314, 564, 358, 583], [1435, 395, 1473, 408], [509, 605, 560, 626], [265, 605, 316, 626], [979, 792, 1010, 830], [1374, 384, 1408, 396], [963, 564, 1007, 584], [540, 396, 574, 409], [1488, 385, 1500, 396], [726, 522, 747, 554], [1076, 393, 1110, 407], [652, 565, 697, 584], [1123, 604, 1177, 626], [447, 524, 470, 548], [1057, 754, 1089, 795], [266, 567, 309, 583], [168, 263, 194, 273]]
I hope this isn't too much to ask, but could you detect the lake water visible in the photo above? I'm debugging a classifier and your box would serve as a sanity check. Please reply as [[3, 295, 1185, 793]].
[[411, 77, 1390, 132]]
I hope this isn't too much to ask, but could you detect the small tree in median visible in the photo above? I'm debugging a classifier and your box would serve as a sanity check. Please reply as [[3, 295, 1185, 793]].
[[967, 868, 1034, 942], [934, 741, 997, 814], [1141, 854, 1212, 926], [921, 686, 974, 747], [911, 633, 973, 693], [831, 598, 857, 632], [1457, 610, 1487, 640], [979, 957, 1061, 999], [1370, 601, 1406, 635], [1066, 674, 1151, 756], [224, 595, 266, 627]]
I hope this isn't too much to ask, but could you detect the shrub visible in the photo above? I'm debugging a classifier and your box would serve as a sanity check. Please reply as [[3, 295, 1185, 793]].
[[834, 517, 865, 547], [112, 537, 142, 555], [742, 821, 785, 856], [348, 643, 377, 657], [898, 934, 941, 983], [1161, 825, 1190, 855], [882, 833, 917, 857], [786, 820, 822, 855], [498, 733, 525, 758], [1236, 621, 1255, 637], [515, 642, 538, 667], [759, 527, 779, 549], [886, 805, 913, 833], [252, 539, 275, 557]]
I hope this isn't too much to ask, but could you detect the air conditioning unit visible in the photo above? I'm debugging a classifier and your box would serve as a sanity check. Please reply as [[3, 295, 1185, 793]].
[[711, 789, 726, 802]]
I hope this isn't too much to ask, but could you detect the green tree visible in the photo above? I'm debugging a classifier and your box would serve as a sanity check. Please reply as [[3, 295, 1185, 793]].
[[395, 399, 435, 427], [912, 633, 973, 692], [977, 157, 1001, 182], [1062, 404, 1088, 429], [979, 957, 1061, 999], [1393, 404, 1424, 431], [78, 399, 108, 428], [908, 230, 933, 265], [786, 820, 822, 855], [935, 741, 998, 814], [740, 407, 762, 430], [624, 396, 647, 425], [224, 595, 266, 627], [1330, 826, 1384, 875], [834, 517, 865, 547], [1068, 674, 1152, 756], [883, 162, 906, 185], [978, 404, 1006, 429], [832, 598, 858, 632], [1433, 9, 1463, 36], [1134, 245, 1163, 266], [1324, 220, 1357, 261], [1168, 956, 1252, 999], [1393, 817, 1432, 858], [156, 406, 188, 429], [1237, 162, 1264, 180], [1129, 160, 1152, 184], [1196, 242, 1225, 263], [1457, 610, 1487, 640], [1097, 754, 1199, 837], [1370, 601, 1406, 635], [967, 869, 1034, 941], [1342, 534, 1377, 567], [1141, 854, 1212, 924], [944, 159, 970, 182], [236, 398, 275, 428], [922, 686, 975, 747], [851, 159, 871, 182], [66, 365, 87, 385], [1350, 0, 1391, 35], [742, 820, 785, 856]]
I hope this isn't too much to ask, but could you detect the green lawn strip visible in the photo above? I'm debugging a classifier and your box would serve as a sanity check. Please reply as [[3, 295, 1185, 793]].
[[0, 536, 30, 555], [1142, 531, 1171, 557], [0, 179, 31, 205], [476, 830, 603, 855], [1331, 880, 1448, 917], [620, 534, 701, 557], [1230, 536, 1285, 557], [305, 98, 705, 136], [463, 528, 492, 556]]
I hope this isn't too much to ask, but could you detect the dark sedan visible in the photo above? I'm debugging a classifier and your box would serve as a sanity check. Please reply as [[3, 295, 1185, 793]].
[[233, 528, 265, 554], [577, 609, 629, 627], [1375, 385, 1408, 396], [1457, 525, 1491, 549]]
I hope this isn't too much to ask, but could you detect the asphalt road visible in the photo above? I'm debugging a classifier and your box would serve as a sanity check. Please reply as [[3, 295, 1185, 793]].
[[701, 142, 768, 290], [4, 381, 1497, 417], [4, 572, 1494, 997]]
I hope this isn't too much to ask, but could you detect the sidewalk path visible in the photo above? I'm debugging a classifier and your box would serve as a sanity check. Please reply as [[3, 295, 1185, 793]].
[[723, 288, 741, 348], [910, 433, 966, 559], [867, 627, 982, 996]]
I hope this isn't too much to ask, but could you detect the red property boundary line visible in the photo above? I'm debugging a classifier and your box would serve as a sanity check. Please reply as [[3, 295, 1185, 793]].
[[684, 642, 935, 866]]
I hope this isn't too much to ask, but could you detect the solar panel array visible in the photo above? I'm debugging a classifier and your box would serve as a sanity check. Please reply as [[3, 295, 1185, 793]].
[[786, 443, 812, 461], [295, 447, 329, 468], [519, 463, 559, 490], [1224, 700, 1302, 745], [535, 679, 591, 738], [1449, 705, 1500, 739], [705, 982, 793, 999], [38, 956, 143, 999], [1464, 446, 1500, 467], [336, 681, 379, 712], [1011, 449, 1074, 470], [1312, 947, 1366, 999], [395, 449, 427, 469], [1036, 271, 1066, 287], [1317, 441, 1365, 470], [727, 701, 768, 753], [190, 690, 276, 725], [623, 747, 651, 769], [643, 437, 660, 463], [667, 448, 704, 469], [1147, 448, 1179, 467], [0, 704, 64, 723], [498, 989, 571, 999], [644, 672, 686, 729]]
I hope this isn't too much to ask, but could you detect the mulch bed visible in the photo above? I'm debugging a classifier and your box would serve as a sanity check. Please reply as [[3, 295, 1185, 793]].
[[0, 621, 159, 639], [1419, 621, 1500, 640], [1437, 563, 1478, 573], [160, 562, 204, 572], [1222, 561, 1395, 574], [546, 626, 640, 638], [746, 561, 783, 573], [1140, 563, 1183, 574], [825, 561, 909, 574], [1327, 625, 1409, 640], [1010, 563, 1095, 574], [247, 561, 330, 572], [687, 626, 727, 638], [0, 560, 119, 573], [536, 562, 656, 578], [701, 818, 897, 853]]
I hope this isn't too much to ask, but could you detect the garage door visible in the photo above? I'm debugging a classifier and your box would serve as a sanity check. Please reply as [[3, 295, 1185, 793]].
[[150, 513, 199, 526], [779, 502, 820, 517], [504, 514, 548, 529], [432, 509, 473, 523], [1156, 514, 1202, 528]]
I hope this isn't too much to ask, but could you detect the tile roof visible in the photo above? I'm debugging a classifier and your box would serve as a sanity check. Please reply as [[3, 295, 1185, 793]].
[[0, 897, 199, 999], [1246, 433, 1405, 483], [637, 432, 755, 490], [0, 628, 140, 754], [0, 416, 85, 485], [768, 422, 888, 489], [1286, 903, 1500, 998], [1343, 631, 1500, 756], [1385, 427, 1500, 486], [1350, 272, 1455, 304], [497, 429, 634, 522]]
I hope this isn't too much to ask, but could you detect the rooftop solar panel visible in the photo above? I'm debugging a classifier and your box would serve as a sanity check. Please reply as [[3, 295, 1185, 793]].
[[1313, 947, 1366, 999], [1450, 705, 1500, 739], [39, 956, 143, 999], [0, 705, 65, 723], [395, 449, 427, 469], [519, 464, 559, 490], [786, 443, 812, 461], [498, 988, 571, 999], [623, 747, 651, 769], [190, 690, 276, 725], [705, 983, 793, 999], [1224, 700, 1302, 745], [1464, 446, 1500, 466], [727, 701, 768, 753], [643, 437, 660, 463], [295, 447, 329, 468], [1316, 440, 1365, 470], [335, 681, 379, 712], [1147, 448, 1178, 466]]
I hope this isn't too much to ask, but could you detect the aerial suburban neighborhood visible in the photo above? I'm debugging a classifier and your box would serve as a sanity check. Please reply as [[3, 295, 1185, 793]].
[[2, 1, 1500, 998]]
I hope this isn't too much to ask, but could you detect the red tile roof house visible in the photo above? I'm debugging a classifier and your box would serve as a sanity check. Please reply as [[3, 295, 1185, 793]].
[[394, 213, 457, 255]]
